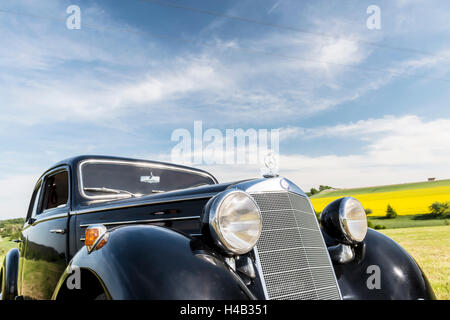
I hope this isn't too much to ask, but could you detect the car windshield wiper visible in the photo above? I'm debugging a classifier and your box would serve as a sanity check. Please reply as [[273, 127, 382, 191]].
[[84, 187, 141, 198]]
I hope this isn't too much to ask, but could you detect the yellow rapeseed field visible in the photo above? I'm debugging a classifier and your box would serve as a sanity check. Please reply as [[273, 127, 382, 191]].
[[310, 186, 450, 216]]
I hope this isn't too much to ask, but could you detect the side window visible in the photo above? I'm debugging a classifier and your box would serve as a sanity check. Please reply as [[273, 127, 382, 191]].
[[26, 180, 42, 221], [41, 171, 69, 212]]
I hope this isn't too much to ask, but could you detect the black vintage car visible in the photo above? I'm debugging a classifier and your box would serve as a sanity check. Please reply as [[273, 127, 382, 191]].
[[0, 155, 435, 300]]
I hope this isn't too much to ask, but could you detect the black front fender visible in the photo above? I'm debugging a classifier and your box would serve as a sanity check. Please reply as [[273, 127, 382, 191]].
[[53, 225, 248, 300], [1, 248, 19, 300], [333, 228, 436, 300]]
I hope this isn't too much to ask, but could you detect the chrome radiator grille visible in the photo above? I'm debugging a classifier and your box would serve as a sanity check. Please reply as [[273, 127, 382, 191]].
[[251, 192, 341, 300]]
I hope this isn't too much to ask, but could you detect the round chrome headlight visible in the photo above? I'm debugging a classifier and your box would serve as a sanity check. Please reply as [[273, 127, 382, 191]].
[[204, 190, 262, 255], [340, 197, 367, 242], [320, 197, 367, 244]]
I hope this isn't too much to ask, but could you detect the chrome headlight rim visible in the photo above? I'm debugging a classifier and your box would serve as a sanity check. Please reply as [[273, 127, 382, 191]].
[[207, 189, 262, 255], [320, 196, 367, 245], [338, 197, 368, 244]]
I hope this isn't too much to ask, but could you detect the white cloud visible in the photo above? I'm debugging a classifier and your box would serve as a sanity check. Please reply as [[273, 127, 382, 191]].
[[120, 61, 227, 106], [277, 126, 304, 141], [312, 37, 367, 70], [0, 58, 228, 125]]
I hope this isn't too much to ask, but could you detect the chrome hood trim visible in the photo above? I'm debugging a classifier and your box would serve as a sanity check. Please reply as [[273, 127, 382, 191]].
[[234, 177, 307, 197]]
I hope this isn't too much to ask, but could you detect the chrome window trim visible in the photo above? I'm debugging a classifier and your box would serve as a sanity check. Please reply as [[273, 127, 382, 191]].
[[78, 158, 218, 200], [26, 178, 43, 223], [38, 166, 71, 215]]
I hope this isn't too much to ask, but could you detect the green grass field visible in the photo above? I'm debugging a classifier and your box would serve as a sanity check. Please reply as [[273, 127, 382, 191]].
[[0, 238, 17, 264], [368, 214, 450, 229], [380, 226, 450, 300]]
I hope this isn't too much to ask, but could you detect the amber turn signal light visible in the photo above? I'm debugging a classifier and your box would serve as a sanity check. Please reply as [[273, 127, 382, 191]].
[[85, 224, 108, 253]]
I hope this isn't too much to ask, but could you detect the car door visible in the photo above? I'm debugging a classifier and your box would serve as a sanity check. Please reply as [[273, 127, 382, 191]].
[[18, 177, 42, 298], [20, 167, 70, 300]]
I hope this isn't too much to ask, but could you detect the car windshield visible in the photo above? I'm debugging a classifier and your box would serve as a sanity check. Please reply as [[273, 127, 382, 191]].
[[80, 160, 216, 199]]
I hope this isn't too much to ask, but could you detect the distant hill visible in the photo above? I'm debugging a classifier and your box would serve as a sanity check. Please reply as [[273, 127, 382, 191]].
[[310, 179, 450, 199], [0, 218, 25, 240]]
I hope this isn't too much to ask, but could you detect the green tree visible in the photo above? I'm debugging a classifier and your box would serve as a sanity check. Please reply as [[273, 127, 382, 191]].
[[429, 201, 449, 216], [365, 208, 373, 215], [310, 188, 319, 195], [386, 204, 397, 219]]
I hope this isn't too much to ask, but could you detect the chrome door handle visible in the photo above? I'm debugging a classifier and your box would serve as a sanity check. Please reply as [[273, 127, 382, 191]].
[[50, 229, 66, 234]]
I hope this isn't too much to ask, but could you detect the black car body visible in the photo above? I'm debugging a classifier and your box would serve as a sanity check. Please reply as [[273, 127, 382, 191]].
[[0, 155, 435, 300]]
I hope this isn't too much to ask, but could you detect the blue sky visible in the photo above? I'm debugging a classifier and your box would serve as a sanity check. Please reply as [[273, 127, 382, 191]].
[[1, 0, 450, 218]]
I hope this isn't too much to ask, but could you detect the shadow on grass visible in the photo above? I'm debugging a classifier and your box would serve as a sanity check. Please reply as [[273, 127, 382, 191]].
[[412, 213, 450, 220], [369, 216, 395, 221]]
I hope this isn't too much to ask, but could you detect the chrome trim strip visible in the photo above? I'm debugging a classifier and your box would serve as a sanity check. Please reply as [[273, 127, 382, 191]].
[[253, 246, 270, 300], [70, 193, 216, 216], [235, 177, 307, 197], [49, 229, 66, 234], [33, 212, 69, 224], [80, 230, 202, 241], [78, 159, 218, 200], [305, 195, 343, 300], [79, 215, 200, 228]]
